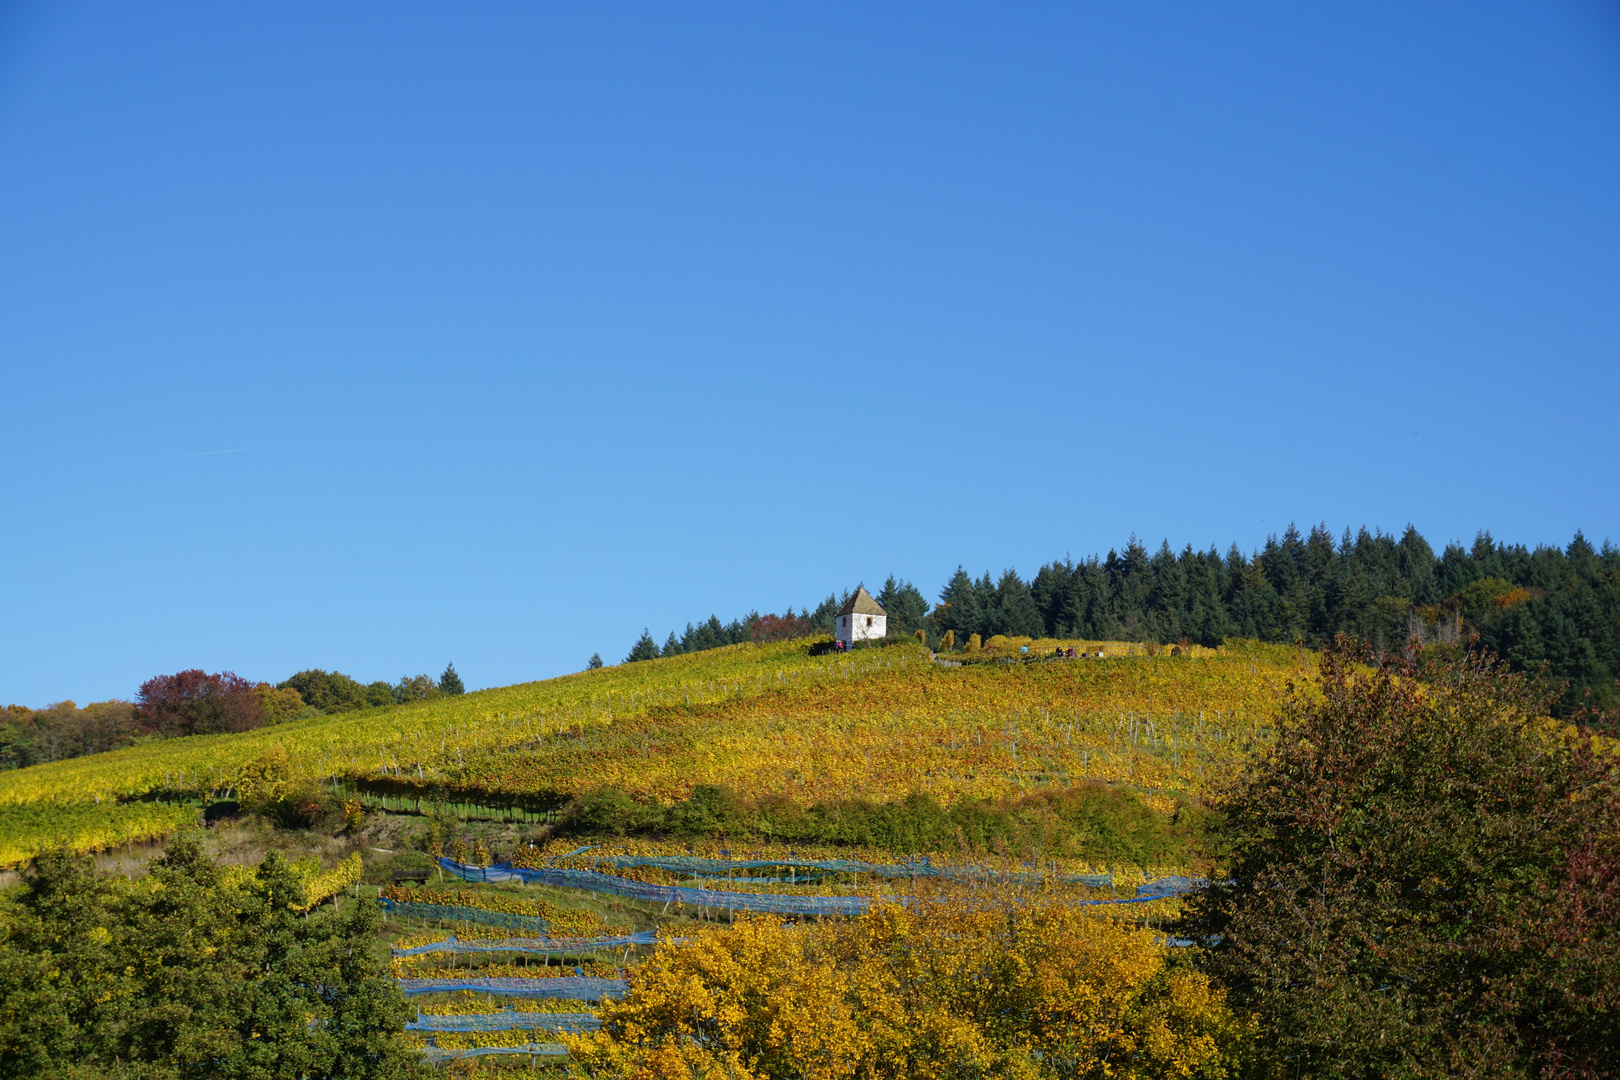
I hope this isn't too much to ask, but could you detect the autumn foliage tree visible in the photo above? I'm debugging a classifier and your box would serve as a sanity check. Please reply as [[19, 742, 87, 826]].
[[566, 884, 1251, 1079], [749, 612, 814, 643], [135, 669, 262, 737], [1184, 640, 1620, 1079]]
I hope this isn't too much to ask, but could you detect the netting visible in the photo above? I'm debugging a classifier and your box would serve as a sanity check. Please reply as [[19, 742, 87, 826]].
[[1135, 876, 1201, 898], [441, 860, 873, 915], [409, 1009, 602, 1033], [378, 897, 550, 934], [562, 848, 1116, 888], [392, 932, 658, 958], [397, 976, 628, 1001], [418, 1042, 568, 1063], [435, 858, 1191, 915]]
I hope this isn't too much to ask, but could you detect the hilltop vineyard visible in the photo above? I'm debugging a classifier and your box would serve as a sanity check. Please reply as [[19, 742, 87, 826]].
[[0, 637, 1305, 866]]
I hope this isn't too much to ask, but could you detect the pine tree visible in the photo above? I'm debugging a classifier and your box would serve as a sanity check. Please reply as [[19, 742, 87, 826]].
[[937, 568, 982, 639], [438, 662, 465, 696], [877, 575, 930, 635], [1030, 561, 1072, 637], [587, 653, 604, 669], [625, 630, 660, 663], [661, 632, 682, 657], [808, 593, 844, 632], [994, 569, 1044, 638]]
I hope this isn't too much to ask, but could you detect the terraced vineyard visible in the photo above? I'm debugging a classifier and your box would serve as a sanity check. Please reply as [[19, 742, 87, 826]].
[[0, 637, 1308, 866]]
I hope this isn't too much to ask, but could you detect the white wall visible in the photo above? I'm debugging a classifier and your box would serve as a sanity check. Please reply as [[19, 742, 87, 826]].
[[836, 612, 887, 645]]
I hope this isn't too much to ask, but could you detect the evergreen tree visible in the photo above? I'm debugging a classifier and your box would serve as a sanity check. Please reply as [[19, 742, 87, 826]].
[[624, 630, 660, 663], [808, 592, 845, 633], [628, 523, 1619, 720], [1067, 559, 1112, 638], [660, 632, 683, 657], [876, 575, 929, 635], [438, 662, 465, 696], [936, 568, 982, 639], [1030, 561, 1072, 636], [993, 569, 1044, 638], [1144, 542, 1188, 641], [586, 653, 604, 669]]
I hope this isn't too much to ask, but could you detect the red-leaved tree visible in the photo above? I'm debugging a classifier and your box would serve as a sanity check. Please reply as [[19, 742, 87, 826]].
[[1186, 640, 1619, 1078], [751, 612, 814, 643], [135, 669, 263, 737]]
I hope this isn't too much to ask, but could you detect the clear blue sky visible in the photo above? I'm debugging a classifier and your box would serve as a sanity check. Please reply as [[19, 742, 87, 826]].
[[3, 2, 1617, 707]]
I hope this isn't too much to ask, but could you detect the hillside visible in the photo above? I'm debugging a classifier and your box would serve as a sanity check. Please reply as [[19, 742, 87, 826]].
[[0, 636, 1306, 869]]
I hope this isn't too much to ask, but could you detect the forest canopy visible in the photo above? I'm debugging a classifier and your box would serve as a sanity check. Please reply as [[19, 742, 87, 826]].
[[648, 526, 1619, 717]]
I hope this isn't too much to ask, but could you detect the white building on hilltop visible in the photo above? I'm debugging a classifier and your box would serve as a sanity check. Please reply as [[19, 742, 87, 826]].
[[835, 585, 887, 646]]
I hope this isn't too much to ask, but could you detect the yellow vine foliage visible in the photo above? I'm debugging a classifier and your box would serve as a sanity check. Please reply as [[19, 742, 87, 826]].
[[471, 640, 1306, 813], [382, 884, 628, 938], [0, 640, 899, 809], [0, 638, 1308, 863], [296, 851, 362, 911], [565, 884, 1252, 1079], [0, 800, 196, 867]]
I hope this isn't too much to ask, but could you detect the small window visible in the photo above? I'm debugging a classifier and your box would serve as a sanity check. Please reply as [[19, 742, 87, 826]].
[[866, 616, 873, 627]]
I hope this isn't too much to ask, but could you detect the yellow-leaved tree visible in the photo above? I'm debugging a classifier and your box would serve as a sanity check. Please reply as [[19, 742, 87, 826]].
[[565, 884, 1251, 1079]]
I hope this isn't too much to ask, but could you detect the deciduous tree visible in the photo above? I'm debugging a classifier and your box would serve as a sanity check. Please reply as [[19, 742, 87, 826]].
[[568, 885, 1251, 1078], [1185, 641, 1620, 1078], [136, 670, 262, 737]]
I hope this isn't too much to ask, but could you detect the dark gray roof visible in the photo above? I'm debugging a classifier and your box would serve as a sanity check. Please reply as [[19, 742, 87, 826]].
[[837, 585, 886, 617]]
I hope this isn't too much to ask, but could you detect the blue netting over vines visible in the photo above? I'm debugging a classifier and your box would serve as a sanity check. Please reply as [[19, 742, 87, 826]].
[[563, 848, 1116, 889], [409, 1009, 602, 1033], [1135, 876, 1201, 898], [438, 860, 871, 915], [392, 932, 658, 958], [379, 897, 551, 934], [397, 976, 628, 1001], [435, 858, 1198, 915]]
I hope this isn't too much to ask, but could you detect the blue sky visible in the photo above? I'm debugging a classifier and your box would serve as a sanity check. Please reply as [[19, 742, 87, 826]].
[[3, 2, 1617, 706]]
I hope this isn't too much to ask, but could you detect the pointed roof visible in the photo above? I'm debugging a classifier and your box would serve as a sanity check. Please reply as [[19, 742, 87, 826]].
[[838, 585, 886, 617]]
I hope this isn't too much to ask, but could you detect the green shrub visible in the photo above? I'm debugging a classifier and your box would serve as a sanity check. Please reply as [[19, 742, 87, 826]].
[[665, 784, 745, 838], [561, 788, 649, 836]]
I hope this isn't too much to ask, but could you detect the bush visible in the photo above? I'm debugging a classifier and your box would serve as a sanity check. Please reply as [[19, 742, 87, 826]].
[[665, 784, 745, 838], [245, 780, 346, 832], [561, 788, 649, 837], [1185, 641, 1620, 1077]]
